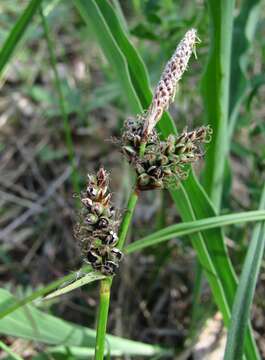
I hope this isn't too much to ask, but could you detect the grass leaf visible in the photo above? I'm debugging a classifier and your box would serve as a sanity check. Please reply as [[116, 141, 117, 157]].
[[43, 272, 106, 300], [0, 266, 92, 320], [125, 210, 265, 253], [224, 185, 265, 360], [201, 0, 235, 209], [0, 0, 43, 81]]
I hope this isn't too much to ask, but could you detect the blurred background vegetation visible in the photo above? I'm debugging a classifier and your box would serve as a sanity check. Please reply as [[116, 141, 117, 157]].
[[0, 0, 265, 359]]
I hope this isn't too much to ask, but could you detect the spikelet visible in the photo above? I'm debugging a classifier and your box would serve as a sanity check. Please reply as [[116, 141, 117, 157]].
[[142, 29, 198, 138], [136, 126, 212, 191], [74, 168, 123, 276]]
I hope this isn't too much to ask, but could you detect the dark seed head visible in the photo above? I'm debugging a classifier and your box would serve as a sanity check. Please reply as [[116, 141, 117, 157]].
[[111, 248, 123, 261], [147, 166, 163, 179], [102, 231, 118, 246], [101, 261, 118, 276], [86, 250, 100, 264], [97, 217, 109, 228]]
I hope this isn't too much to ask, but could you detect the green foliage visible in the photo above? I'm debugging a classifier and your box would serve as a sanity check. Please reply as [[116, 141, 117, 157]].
[[201, 0, 235, 209], [0, 0, 43, 80], [125, 210, 265, 253], [0, 288, 169, 358], [0, 0, 264, 359], [224, 185, 265, 360], [74, 1, 261, 358]]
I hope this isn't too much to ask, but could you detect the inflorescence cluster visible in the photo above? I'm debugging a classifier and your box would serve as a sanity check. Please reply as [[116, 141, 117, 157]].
[[74, 29, 211, 276], [74, 168, 122, 275], [120, 28, 211, 191], [122, 120, 212, 190]]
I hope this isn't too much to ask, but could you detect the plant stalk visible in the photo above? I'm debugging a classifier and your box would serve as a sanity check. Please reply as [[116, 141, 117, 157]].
[[94, 141, 146, 359], [95, 277, 112, 360]]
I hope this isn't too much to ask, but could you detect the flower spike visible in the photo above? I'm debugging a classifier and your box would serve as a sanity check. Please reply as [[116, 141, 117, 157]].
[[143, 29, 198, 138]]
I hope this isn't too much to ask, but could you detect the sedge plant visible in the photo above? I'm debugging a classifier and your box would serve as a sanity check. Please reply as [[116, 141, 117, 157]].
[[0, 2, 263, 359], [73, 29, 211, 359]]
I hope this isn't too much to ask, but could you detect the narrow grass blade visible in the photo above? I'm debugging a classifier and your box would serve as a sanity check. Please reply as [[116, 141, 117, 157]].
[[224, 185, 265, 360], [125, 210, 265, 253], [0, 266, 92, 320], [0, 0, 43, 81], [201, 0, 235, 210], [73, 2, 260, 358], [43, 272, 106, 300]]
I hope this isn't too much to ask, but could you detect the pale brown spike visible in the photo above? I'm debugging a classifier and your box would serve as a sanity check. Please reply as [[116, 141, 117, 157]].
[[143, 29, 198, 138]]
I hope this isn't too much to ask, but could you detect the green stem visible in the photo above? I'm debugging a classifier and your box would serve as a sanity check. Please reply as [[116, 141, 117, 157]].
[[94, 189, 139, 360], [95, 277, 112, 360], [94, 141, 146, 359], [117, 189, 139, 249], [40, 7, 79, 194]]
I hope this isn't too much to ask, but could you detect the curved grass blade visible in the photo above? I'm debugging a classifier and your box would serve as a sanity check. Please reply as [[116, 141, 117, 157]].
[[73, 2, 260, 358], [43, 271, 106, 300], [224, 185, 265, 360], [0, 266, 92, 320], [0, 0, 43, 81], [125, 210, 265, 254]]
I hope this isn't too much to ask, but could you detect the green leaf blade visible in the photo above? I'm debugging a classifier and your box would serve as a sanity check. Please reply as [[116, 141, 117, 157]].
[[224, 186, 265, 360], [125, 210, 265, 253], [0, 0, 43, 81]]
